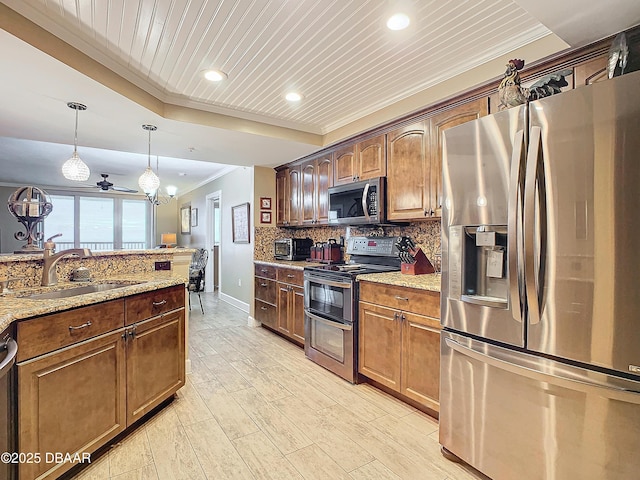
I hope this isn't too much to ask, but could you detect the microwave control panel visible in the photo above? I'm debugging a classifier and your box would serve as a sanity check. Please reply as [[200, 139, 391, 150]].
[[367, 187, 378, 214]]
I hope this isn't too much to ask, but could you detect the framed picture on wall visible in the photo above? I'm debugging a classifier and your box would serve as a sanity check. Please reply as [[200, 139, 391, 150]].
[[232, 202, 250, 243], [191, 208, 198, 227], [260, 211, 272, 224], [180, 205, 191, 234], [260, 197, 272, 210]]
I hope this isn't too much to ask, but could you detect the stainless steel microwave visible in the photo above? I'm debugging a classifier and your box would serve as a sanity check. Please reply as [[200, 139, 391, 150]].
[[274, 238, 313, 261], [328, 177, 385, 225]]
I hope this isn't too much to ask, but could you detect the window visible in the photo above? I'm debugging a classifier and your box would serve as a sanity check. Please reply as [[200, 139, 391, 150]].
[[44, 193, 151, 250]]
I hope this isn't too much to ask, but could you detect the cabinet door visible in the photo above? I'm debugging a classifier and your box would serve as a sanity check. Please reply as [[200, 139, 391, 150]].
[[277, 284, 291, 336], [255, 300, 277, 329], [400, 312, 441, 412], [291, 285, 305, 344], [315, 154, 333, 224], [276, 169, 288, 226], [333, 144, 356, 185], [429, 98, 488, 218], [126, 309, 185, 425], [19, 330, 126, 480], [301, 160, 316, 225], [288, 167, 302, 226], [358, 302, 401, 390], [573, 55, 608, 87], [357, 134, 386, 180], [386, 121, 430, 221]]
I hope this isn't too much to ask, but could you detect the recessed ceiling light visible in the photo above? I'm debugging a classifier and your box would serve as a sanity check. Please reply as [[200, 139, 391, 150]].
[[285, 92, 303, 102], [178, 172, 187, 176], [203, 70, 228, 82], [387, 13, 410, 31]]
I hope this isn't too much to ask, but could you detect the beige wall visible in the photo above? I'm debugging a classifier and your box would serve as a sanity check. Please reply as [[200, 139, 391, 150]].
[[155, 201, 179, 246]]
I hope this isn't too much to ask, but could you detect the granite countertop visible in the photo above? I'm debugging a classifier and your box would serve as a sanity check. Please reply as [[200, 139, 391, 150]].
[[254, 259, 324, 270], [357, 272, 441, 292], [0, 248, 195, 263], [0, 273, 187, 331]]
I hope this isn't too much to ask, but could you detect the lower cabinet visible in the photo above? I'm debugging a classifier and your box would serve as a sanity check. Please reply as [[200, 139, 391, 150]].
[[255, 263, 305, 346], [17, 286, 185, 480], [358, 281, 441, 413]]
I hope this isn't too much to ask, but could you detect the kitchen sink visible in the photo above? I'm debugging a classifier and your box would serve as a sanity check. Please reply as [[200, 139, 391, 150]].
[[24, 282, 143, 300]]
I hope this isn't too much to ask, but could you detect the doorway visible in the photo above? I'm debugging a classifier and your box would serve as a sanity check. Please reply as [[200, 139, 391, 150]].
[[205, 191, 221, 293]]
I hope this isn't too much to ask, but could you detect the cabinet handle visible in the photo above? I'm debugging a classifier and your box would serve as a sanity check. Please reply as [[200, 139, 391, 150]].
[[424, 210, 429, 216], [401, 314, 406, 321], [429, 209, 435, 216], [393, 312, 399, 320], [68, 321, 92, 331], [261, 306, 268, 310], [260, 283, 268, 287], [128, 326, 137, 338], [153, 299, 167, 306], [394, 296, 409, 301], [261, 269, 268, 273], [286, 274, 295, 278]]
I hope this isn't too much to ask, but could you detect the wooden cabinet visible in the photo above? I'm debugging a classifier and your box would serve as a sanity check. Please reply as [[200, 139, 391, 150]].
[[333, 135, 386, 185], [358, 281, 441, 413], [255, 264, 277, 329], [276, 167, 302, 226], [573, 55, 608, 87], [301, 153, 333, 225], [387, 98, 488, 221], [387, 121, 430, 221], [276, 267, 305, 345], [17, 285, 186, 480], [126, 309, 185, 425], [18, 329, 127, 480]]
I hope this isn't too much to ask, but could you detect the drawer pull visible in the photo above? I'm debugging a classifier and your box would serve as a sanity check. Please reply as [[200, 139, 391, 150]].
[[152, 300, 167, 306], [394, 296, 409, 301], [286, 274, 295, 278], [260, 283, 268, 287], [261, 269, 268, 273], [69, 321, 92, 331], [261, 306, 268, 310]]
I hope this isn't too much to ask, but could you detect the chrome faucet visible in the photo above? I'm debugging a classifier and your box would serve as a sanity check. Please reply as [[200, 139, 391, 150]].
[[41, 234, 92, 286]]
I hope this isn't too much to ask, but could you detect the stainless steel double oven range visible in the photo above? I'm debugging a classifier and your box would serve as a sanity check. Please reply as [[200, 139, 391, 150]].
[[303, 236, 401, 383]]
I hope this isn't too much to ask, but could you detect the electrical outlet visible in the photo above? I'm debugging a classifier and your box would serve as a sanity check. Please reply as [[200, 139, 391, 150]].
[[155, 261, 171, 271], [238, 278, 242, 287]]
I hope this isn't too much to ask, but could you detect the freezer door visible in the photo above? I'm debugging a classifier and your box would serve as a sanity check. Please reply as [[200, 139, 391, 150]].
[[441, 105, 526, 346], [440, 331, 640, 480], [526, 70, 640, 376]]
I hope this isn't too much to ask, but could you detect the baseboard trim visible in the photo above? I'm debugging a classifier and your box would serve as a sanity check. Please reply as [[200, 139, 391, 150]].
[[219, 292, 250, 313], [185, 358, 192, 375]]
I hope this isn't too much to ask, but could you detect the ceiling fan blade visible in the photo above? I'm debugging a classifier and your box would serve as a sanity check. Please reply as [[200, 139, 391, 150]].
[[111, 186, 138, 193]]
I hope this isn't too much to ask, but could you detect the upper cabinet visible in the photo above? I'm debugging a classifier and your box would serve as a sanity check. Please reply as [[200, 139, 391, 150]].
[[276, 167, 302, 227], [387, 98, 489, 221], [301, 153, 333, 225], [387, 122, 430, 221], [334, 135, 386, 185]]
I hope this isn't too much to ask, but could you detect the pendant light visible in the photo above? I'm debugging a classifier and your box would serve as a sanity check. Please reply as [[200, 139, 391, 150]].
[[147, 156, 177, 205], [61, 102, 91, 181], [138, 124, 160, 195]]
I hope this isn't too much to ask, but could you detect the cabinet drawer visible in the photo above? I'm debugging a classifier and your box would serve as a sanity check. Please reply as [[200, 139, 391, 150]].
[[17, 299, 125, 362], [255, 264, 277, 280], [254, 277, 276, 304], [359, 281, 440, 318], [276, 267, 303, 286], [255, 300, 277, 329], [125, 284, 185, 325]]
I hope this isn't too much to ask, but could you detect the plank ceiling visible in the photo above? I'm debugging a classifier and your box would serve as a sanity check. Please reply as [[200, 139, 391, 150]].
[[7, 0, 551, 134]]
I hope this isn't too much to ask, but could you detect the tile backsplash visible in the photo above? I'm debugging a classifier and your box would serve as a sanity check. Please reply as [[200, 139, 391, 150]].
[[254, 221, 441, 262]]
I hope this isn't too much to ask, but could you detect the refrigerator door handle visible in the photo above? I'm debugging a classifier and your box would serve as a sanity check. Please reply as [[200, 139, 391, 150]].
[[523, 126, 546, 325], [508, 129, 526, 323], [444, 336, 640, 402]]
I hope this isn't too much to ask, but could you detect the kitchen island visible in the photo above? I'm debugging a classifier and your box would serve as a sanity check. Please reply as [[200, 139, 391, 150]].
[[0, 249, 193, 480]]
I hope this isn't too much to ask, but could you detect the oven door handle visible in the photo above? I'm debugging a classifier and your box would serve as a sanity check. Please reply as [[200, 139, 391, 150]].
[[306, 278, 352, 289], [305, 310, 353, 331]]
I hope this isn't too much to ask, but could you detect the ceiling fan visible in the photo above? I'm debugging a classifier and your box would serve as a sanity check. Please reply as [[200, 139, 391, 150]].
[[93, 173, 138, 193]]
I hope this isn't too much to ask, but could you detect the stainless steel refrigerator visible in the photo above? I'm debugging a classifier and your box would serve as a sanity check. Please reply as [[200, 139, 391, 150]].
[[440, 69, 640, 480]]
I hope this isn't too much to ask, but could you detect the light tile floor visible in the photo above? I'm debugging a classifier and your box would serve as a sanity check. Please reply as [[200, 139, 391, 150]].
[[70, 292, 488, 480]]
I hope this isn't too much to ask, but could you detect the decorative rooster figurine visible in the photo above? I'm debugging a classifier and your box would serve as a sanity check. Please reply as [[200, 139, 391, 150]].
[[498, 59, 572, 110], [498, 59, 528, 109]]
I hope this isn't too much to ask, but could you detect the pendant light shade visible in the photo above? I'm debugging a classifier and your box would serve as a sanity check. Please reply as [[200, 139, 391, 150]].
[[138, 124, 160, 195], [62, 102, 90, 181]]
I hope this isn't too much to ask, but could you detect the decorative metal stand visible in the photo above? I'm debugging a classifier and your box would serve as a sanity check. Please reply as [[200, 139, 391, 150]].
[[7, 186, 53, 254]]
